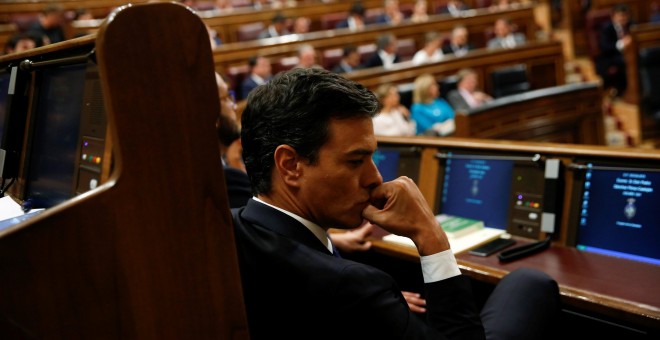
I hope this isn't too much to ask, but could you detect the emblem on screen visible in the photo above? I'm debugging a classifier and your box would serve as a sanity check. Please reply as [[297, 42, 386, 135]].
[[624, 198, 636, 220]]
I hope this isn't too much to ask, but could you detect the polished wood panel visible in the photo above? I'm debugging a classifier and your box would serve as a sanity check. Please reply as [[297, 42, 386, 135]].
[[212, 4, 538, 72], [454, 82, 605, 144], [623, 23, 660, 106], [0, 3, 248, 338], [345, 40, 564, 94]]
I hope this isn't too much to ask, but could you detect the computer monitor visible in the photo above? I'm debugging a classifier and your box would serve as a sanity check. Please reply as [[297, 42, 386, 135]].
[[373, 145, 421, 183], [572, 162, 660, 266], [0, 71, 9, 143], [438, 153, 514, 229], [21, 61, 107, 210], [435, 151, 550, 238], [0, 65, 30, 182]]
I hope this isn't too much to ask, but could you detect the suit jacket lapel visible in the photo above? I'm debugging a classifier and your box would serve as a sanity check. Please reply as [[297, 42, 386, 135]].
[[241, 199, 332, 255]]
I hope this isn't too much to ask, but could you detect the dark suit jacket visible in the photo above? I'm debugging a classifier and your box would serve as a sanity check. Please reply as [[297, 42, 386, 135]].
[[223, 165, 252, 208], [331, 61, 363, 74], [595, 21, 631, 79], [240, 75, 262, 100], [232, 199, 485, 339], [441, 43, 474, 56], [487, 33, 526, 49], [335, 19, 351, 29], [363, 51, 401, 68], [446, 90, 470, 111]]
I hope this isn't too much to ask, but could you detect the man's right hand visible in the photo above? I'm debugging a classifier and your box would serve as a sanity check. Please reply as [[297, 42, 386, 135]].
[[362, 177, 450, 256]]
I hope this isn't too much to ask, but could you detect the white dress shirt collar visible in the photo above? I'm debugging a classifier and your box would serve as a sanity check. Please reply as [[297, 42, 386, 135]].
[[253, 197, 333, 253]]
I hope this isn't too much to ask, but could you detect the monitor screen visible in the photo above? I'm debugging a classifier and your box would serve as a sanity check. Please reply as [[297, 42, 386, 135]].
[[439, 154, 514, 229], [0, 71, 9, 144], [22, 63, 87, 209], [372, 145, 421, 183], [575, 163, 660, 266], [373, 148, 400, 182]]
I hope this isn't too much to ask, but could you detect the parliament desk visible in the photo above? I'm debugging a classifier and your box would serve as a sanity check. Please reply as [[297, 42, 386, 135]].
[[362, 136, 660, 337], [370, 235, 659, 334]]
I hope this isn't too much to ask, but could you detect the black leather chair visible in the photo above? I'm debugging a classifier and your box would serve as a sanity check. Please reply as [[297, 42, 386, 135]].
[[490, 64, 531, 98]]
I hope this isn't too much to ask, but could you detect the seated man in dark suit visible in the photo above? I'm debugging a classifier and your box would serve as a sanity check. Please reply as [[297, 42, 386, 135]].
[[240, 55, 272, 100], [336, 2, 367, 31], [373, 0, 405, 25], [363, 32, 401, 69], [233, 67, 561, 339], [215, 72, 251, 208], [257, 12, 290, 39], [487, 17, 526, 49], [446, 68, 493, 111], [441, 25, 474, 57], [331, 44, 364, 73], [436, 0, 470, 17], [595, 4, 633, 96]]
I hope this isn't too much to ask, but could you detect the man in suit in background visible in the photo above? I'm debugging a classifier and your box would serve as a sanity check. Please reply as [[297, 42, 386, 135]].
[[437, 0, 470, 17], [233, 67, 560, 339], [363, 32, 400, 69], [331, 44, 364, 73], [215, 73, 251, 208], [258, 12, 290, 39], [446, 68, 493, 111], [336, 2, 367, 31], [595, 4, 632, 96], [27, 4, 66, 45], [240, 55, 272, 100], [442, 25, 474, 57], [487, 17, 526, 49]]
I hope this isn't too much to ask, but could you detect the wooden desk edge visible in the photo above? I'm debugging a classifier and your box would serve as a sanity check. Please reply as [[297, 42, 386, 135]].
[[371, 238, 660, 329]]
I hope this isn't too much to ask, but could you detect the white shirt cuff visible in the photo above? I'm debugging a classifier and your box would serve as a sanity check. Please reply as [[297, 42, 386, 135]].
[[420, 249, 461, 283]]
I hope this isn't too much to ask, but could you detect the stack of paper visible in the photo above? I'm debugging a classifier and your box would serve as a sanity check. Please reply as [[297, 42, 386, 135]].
[[382, 214, 505, 254]]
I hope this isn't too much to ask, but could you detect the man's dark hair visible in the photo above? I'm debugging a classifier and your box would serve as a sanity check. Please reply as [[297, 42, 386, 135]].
[[272, 12, 287, 23], [376, 33, 395, 50], [349, 2, 366, 16], [342, 44, 358, 57], [241, 68, 379, 195], [612, 4, 630, 16]]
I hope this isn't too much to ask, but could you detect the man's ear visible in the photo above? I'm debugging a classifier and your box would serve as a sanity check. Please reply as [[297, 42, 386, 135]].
[[273, 145, 303, 187]]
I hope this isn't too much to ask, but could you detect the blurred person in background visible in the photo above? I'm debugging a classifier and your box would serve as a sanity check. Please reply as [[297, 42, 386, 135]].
[[446, 68, 493, 111], [241, 55, 272, 100], [412, 31, 444, 65], [27, 4, 66, 45], [411, 73, 455, 136], [442, 25, 474, 57], [373, 83, 416, 136], [4, 32, 44, 55], [331, 44, 364, 73]]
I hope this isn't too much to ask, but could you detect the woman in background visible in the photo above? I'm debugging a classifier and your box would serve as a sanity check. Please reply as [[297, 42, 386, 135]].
[[373, 83, 416, 136], [410, 73, 455, 136]]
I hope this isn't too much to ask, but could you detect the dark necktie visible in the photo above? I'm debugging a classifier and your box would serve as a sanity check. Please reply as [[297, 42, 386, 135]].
[[331, 242, 342, 258]]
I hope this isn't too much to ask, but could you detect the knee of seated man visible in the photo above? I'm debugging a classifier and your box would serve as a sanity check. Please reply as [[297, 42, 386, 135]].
[[503, 268, 559, 298]]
